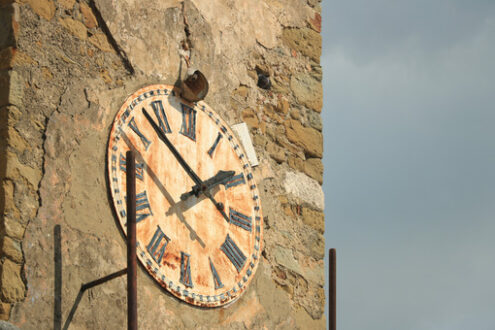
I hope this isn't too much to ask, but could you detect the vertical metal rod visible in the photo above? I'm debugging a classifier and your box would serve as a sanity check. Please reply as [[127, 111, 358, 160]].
[[329, 248, 336, 330], [54, 225, 62, 330], [126, 150, 137, 330]]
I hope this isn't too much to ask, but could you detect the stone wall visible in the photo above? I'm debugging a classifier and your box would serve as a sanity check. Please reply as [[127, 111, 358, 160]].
[[0, 0, 324, 328]]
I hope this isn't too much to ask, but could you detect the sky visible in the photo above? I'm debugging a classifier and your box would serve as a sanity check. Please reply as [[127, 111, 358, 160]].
[[321, 1, 495, 329]]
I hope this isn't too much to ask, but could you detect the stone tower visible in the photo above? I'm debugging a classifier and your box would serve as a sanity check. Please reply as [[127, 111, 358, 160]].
[[0, 0, 324, 328]]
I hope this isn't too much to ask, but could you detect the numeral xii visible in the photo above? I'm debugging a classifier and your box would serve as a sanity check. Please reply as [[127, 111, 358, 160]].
[[180, 104, 197, 141]]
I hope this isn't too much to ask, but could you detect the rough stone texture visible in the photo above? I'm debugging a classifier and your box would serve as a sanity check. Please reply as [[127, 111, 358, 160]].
[[79, 2, 96, 29], [1, 0, 324, 327], [304, 158, 323, 184], [0, 259, 24, 303], [0, 237, 22, 264], [284, 171, 324, 211], [25, 0, 55, 21], [290, 72, 323, 113], [302, 207, 325, 234], [282, 27, 322, 63], [0, 320, 18, 329], [285, 119, 323, 158], [59, 17, 87, 40]]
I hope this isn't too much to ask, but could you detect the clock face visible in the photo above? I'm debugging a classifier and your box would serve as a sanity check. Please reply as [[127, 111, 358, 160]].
[[107, 84, 263, 307]]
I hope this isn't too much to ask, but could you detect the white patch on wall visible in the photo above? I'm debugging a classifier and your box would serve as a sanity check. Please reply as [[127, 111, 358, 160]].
[[231, 122, 259, 167], [284, 171, 324, 211]]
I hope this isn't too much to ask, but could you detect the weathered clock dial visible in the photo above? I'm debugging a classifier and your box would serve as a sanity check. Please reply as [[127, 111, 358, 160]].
[[107, 84, 263, 307]]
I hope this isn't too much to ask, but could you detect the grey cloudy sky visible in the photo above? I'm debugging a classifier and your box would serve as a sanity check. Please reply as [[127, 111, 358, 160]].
[[322, 1, 495, 329]]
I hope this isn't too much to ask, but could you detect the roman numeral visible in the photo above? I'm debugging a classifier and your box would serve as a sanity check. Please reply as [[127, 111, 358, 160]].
[[209, 257, 224, 289], [180, 252, 193, 288], [150, 100, 171, 135], [179, 103, 197, 141], [147, 226, 170, 265], [229, 208, 252, 231], [225, 173, 245, 190], [128, 117, 151, 150], [136, 191, 153, 223], [119, 153, 144, 180], [220, 234, 246, 273], [207, 133, 223, 157]]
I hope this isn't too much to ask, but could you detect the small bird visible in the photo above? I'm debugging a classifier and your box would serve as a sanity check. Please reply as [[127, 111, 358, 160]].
[[180, 68, 209, 102], [257, 73, 271, 90]]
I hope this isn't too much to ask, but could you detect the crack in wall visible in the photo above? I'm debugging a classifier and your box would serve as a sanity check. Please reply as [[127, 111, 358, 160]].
[[87, 0, 135, 75], [180, 1, 193, 66]]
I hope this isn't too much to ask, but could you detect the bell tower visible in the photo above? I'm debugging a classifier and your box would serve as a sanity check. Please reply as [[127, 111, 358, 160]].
[[0, 0, 324, 328]]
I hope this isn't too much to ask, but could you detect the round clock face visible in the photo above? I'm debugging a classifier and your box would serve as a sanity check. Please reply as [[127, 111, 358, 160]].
[[107, 84, 263, 307]]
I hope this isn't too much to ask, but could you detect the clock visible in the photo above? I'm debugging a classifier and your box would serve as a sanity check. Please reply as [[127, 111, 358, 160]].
[[107, 84, 263, 307]]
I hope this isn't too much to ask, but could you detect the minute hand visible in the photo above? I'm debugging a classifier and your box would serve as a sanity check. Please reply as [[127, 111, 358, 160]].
[[142, 108, 203, 187], [142, 109, 229, 221]]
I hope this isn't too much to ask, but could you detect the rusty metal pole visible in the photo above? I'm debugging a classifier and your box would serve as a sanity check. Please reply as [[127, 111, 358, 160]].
[[329, 248, 336, 330], [126, 150, 137, 330]]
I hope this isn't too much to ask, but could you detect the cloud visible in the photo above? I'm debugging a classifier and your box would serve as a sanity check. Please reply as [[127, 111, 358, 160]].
[[323, 0, 495, 63], [321, 2, 495, 329]]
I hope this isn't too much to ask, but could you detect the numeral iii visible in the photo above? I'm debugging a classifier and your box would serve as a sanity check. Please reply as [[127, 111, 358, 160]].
[[229, 208, 252, 231]]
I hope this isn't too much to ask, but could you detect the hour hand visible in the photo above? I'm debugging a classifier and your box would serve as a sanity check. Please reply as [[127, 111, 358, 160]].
[[180, 170, 235, 201]]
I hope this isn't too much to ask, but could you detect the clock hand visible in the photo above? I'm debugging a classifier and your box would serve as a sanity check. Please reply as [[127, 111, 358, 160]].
[[180, 170, 235, 201], [143, 108, 202, 186], [142, 109, 230, 222]]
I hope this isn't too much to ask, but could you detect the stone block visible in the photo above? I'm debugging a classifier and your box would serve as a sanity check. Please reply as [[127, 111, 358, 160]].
[[0, 303, 12, 321], [88, 32, 114, 53], [284, 171, 324, 211], [5, 151, 41, 188], [290, 73, 322, 113], [290, 108, 301, 120], [2, 217, 25, 240], [285, 119, 322, 158], [304, 158, 323, 184], [59, 17, 87, 40], [232, 85, 249, 99], [1, 237, 23, 263], [241, 108, 259, 129], [25, 0, 55, 21], [275, 98, 289, 115], [282, 27, 321, 63], [7, 126, 29, 152], [273, 245, 302, 275], [79, 2, 97, 29], [0, 71, 23, 108], [0, 259, 25, 303], [288, 155, 304, 172], [263, 104, 284, 124], [58, 0, 75, 10], [306, 231, 324, 260], [308, 12, 321, 33], [2, 180, 19, 219], [266, 141, 286, 163], [302, 207, 324, 233]]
